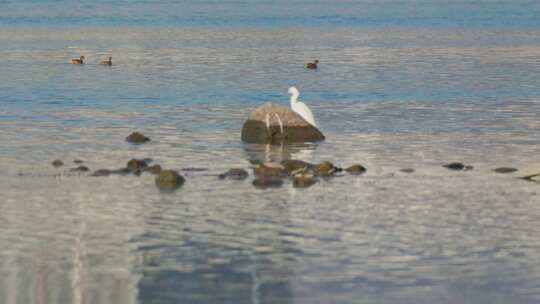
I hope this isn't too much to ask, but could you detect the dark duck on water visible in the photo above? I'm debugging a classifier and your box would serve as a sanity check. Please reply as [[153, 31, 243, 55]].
[[305, 59, 319, 69], [71, 55, 85, 64]]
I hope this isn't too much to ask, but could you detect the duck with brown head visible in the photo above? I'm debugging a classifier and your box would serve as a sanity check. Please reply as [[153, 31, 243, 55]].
[[71, 56, 85, 64], [305, 59, 319, 69], [100, 56, 112, 65]]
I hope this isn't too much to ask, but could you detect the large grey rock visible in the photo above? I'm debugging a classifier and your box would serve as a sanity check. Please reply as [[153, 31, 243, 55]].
[[241, 102, 325, 144]]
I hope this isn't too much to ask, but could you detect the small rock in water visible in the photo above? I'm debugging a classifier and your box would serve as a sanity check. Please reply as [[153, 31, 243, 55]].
[[252, 176, 284, 189], [91, 167, 134, 176], [181, 167, 209, 172], [345, 164, 366, 175], [155, 170, 185, 191], [74, 159, 84, 164], [249, 159, 263, 166], [70, 165, 89, 172], [254, 163, 286, 177], [90, 169, 113, 177], [443, 163, 465, 170], [281, 159, 313, 175], [144, 164, 162, 175], [52, 160, 63, 167], [127, 158, 149, 173], [400, 168, 415, 173], [293, 174, 317, 188], [314, 161, 341, 177], [219, 168, 249, 180], [126, 132, 150, 143], [493, 167, 518, 174]]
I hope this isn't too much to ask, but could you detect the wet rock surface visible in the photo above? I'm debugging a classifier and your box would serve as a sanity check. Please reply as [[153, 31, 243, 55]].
[[345, 164, 367, 175], [293, 174, 317, 188], [219, 168, 249, 180], [90, 169, 114, 177], [314, 161, 341, 177], [144, 164, 162, 175], [241, 102, 325, 144], [252, 176, 284, 189], [443, 162, 465, 170], [181, 168, 209, 172], [494, 167, 518, 174], [127, 158, 149, 173], [90, 167, 132, 177], [254, 163, 286, 177], [443, 162, 473, 171], [281, 159, 313, 174], [70, 165, 89, 172], [126, 132, 150, 143], [155, 170, 185, 191]]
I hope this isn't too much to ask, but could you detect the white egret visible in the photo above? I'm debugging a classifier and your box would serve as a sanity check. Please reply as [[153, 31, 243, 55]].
[[288, 86, 317, 127]]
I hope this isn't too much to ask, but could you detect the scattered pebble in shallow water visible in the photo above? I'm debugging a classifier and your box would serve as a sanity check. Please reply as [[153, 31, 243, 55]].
[[219, 168, 249, 180], [126, 132, 150, 143], [443, 162, 465, 170], [70, 165, 89, 172], [494, 167, 518, 174], [252, 176, 284, 189], [155, 170, 185, 191], [345, 164, 367, 175]]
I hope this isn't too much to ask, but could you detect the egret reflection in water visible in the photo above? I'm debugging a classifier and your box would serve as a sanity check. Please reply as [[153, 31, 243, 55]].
[[243, 142, 318, 164]]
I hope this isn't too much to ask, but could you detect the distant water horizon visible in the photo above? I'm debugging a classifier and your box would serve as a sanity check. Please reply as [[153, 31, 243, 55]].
[[1, 1, 540, 304]]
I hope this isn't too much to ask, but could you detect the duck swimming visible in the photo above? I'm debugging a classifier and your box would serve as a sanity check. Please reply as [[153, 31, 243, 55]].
[[100, 56, 112, 65], [71, 56, 85, 64], [305, 59, 319, 69]]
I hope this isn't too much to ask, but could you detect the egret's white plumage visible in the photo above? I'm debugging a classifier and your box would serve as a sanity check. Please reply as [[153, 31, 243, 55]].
[[288, 86, 316, 127]]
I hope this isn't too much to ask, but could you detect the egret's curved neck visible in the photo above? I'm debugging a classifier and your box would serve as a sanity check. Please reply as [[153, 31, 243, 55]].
[[290, 92, 299, 106]]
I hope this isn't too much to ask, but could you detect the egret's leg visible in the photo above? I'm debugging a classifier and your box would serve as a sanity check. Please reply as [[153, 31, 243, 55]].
[[265, 113, 270, 131], [274, 114, 284, 134]]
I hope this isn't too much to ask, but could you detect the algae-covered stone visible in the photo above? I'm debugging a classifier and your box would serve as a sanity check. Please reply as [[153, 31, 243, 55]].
[[345, 164, 366, 175], [314, 161, 340, 177], [144, 164, 162, 175], [126, 132, 150, 143], [293, 174, 317, 188], [219, 168, 249, 180], [494, 167, 517, 174], [254, 163, 286, 177], [281, 159, 313, 174], [252, 176, 284, 189], [127, 158, 149, 172], [155, 170, 185, 191], [241, 102, 324, 144], [70, 165, 89, 172], [443, 163, 465, 170]]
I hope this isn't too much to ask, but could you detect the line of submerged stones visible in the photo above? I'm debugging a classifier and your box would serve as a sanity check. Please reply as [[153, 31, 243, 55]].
[[50, 132, 537, 192]]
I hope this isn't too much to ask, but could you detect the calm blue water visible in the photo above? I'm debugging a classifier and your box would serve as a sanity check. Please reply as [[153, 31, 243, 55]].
[[1, 1, 540, 304]]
